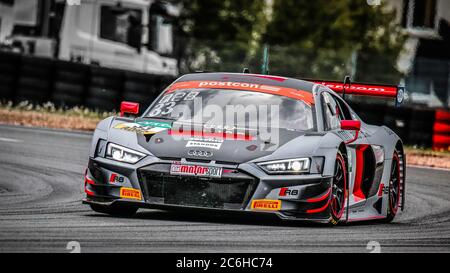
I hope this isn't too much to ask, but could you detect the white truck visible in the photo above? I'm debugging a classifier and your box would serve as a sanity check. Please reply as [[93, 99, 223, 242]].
[[0, 0, 178, 76]]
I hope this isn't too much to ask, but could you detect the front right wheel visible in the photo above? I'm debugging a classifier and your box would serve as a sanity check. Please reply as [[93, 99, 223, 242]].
[[384, 151, 401, 223], [329, 152, 347, 226]]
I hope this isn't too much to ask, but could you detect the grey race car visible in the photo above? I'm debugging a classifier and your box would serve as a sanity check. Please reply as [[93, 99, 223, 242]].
[[83, 72, 406, 225]]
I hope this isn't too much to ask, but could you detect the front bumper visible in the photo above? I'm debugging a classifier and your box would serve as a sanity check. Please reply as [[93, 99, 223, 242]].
[[83, 157, 333, 222]]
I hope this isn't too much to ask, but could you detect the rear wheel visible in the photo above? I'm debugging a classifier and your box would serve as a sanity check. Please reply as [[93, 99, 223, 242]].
[[329, 153, 347, 226], [89, 204, 138, 217], [385, 152, 401, 223]]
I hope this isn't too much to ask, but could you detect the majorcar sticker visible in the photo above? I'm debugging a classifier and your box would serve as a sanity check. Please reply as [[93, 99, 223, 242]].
[[166, 81, 314, 105], [170, 163, 223, 178], [120, 188, 142, 200], [251, 200, 281, 211]]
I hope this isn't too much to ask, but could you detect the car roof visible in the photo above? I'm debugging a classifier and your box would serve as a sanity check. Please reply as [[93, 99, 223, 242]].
[[175, 73, 316, 93]]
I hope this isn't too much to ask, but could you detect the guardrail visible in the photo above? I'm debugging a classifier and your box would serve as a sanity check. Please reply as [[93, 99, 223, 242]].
[[0, 52, 174, 112]]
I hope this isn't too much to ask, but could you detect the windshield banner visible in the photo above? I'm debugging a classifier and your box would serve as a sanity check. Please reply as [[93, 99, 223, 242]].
[[166, 81, 315, 105]]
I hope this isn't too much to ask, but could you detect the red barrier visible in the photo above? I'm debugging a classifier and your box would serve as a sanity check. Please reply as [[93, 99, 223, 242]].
[[433, 110, 450, 151]]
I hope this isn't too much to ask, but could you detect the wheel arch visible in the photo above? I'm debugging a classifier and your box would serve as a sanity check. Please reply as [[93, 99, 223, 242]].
[[337, 143, 351, 201]]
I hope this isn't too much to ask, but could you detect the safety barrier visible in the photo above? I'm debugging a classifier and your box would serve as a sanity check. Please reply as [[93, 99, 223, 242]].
[[433, 110, 450, 151], [0, 52, 174, 112]]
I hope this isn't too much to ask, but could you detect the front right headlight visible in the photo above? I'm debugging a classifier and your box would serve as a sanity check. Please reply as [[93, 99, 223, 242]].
[[257, 158, 311, 174], [106, 143, 146, 164]]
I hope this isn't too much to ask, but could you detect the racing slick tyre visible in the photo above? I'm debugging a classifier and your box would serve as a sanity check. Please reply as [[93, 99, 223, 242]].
[[89, 204, 138, 217], [384, 151, 401, 223], [329, 152, 347, 226]]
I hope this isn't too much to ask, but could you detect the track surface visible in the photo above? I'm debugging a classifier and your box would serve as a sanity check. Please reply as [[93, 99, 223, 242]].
[[0, 125, 449, 253]]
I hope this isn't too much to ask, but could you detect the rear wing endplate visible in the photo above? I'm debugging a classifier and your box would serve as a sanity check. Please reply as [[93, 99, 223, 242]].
[[306, 79, 406, 106]]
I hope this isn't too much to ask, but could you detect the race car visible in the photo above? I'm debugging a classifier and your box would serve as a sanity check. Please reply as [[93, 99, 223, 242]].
[[83, 72, 406, 225]]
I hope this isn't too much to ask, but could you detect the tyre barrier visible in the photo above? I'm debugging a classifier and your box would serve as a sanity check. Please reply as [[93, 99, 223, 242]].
[[0, 51, 173, 112], [52, 60, 89, 107], [15, 55, 53, 103], [433, 110, 450, 151], [0, 52, 20, 101]]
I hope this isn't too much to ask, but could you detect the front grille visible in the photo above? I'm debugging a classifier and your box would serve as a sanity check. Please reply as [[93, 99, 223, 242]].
[[139, 164, 257, 210]]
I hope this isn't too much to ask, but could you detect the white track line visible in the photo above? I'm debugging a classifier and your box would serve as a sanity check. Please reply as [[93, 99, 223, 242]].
[[0, 137, 23, 143]]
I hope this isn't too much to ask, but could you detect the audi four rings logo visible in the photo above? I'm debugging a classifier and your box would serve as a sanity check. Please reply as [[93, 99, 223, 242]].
[[188, 150, 214, 158]]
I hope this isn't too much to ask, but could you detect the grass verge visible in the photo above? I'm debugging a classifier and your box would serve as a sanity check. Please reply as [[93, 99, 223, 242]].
[[0, 101, 113, 131]]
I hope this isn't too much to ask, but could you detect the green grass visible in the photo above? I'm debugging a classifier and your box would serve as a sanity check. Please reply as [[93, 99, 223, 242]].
[[0, 101, 115, 119]]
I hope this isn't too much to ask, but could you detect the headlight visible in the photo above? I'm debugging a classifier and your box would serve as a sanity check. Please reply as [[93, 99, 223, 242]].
[[257, 158, 311, 174], [106, 143, 146, 164]]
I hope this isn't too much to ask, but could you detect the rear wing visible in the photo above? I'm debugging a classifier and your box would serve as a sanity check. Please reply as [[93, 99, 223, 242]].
[[305, 79, 406, 106]]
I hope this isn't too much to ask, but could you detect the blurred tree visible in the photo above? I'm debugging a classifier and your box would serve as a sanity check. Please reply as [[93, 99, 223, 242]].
[[263, 0, 406, 83], [174, 0, 268, 73]]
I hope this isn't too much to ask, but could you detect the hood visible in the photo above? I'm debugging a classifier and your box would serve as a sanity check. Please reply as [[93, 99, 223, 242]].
[[111, 119, 307, 164]]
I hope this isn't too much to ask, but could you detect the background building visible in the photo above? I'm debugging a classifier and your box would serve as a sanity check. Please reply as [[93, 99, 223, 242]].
[[387, 0, 450, 107]]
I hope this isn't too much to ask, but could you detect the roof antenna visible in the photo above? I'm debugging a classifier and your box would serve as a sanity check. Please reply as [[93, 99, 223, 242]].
[[343, 75, 351, 100], [261, 44, 270, 75]]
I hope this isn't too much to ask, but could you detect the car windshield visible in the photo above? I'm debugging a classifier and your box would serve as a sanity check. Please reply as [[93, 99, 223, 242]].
[[144, 89, 316, 131]]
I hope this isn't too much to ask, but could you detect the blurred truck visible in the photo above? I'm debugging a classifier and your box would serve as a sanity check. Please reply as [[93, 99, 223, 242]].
[[0, 0, 178, 76]]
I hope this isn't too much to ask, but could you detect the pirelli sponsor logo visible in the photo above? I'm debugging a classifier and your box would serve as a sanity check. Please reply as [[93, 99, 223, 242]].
[[251, 200, 282, 211], [120, 188, 142, 201]]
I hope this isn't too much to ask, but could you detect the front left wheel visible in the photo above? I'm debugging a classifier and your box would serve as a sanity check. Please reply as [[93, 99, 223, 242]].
[[329, 152, 347, 226]]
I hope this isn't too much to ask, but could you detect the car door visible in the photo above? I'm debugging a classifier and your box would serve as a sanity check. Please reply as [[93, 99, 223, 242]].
[[321, 92, 375, 204]]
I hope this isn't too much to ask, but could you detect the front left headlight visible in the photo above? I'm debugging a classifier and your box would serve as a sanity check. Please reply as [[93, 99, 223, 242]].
[[257, 158, 311, 174], [106, 143, 146, 164]]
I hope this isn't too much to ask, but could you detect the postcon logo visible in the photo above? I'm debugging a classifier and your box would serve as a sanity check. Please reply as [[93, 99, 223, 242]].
[[251, 200, 281, 211], [279, 188, 299, 197], [109, 173, 125, 184], [120, 188, 142, 201]]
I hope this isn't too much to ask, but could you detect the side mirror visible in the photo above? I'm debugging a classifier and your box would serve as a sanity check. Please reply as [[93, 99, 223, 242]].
[[120, 101, 140, 117], [340, 120, 361, 144], [340, 120, 361, 131]]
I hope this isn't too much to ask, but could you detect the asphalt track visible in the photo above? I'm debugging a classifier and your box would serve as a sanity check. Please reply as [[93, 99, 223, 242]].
[[0, 125, 449, 253]]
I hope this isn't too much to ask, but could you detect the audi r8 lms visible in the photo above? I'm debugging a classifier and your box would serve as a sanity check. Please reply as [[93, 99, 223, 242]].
[[83, 72, 406, 225]]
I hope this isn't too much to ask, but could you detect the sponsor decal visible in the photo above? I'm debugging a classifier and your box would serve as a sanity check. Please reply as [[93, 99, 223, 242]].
[[170, 163, 222, 178], [313, 81, 398, 98], [120, 188, 142, 200], [137, 121, 172, 129], [251, 200, 281, 211], [279, 188, 299, 197], [166, 81, 314, 105], [186, 140, 223, 150], [109, 173, 125, 183], [114, 121, 171, 135], [148, 91, 199, 117]]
